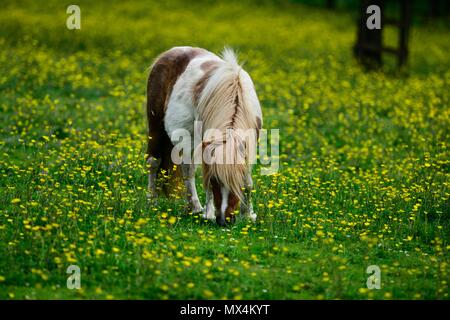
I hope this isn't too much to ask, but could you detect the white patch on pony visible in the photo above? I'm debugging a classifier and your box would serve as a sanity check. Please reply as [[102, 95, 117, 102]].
[[164, 53, 222, 142], [220, 186, 229, 221]]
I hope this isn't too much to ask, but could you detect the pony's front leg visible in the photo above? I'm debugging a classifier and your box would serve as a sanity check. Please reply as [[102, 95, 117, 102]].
[[240, 174, 257, 222], [181, 163, 203, 213], [202, 189, 216, 221]]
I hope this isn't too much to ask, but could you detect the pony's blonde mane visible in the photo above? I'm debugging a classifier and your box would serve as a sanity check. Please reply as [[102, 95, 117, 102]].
[[197, 48, 257, 200]]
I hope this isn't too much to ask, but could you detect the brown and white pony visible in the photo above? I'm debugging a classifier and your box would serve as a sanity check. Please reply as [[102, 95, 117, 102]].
[[146, 46, 262, 225]]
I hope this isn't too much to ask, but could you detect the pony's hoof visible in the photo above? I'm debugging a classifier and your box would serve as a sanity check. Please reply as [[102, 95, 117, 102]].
[[216, 216, 227, 226], [248, 213, 257, 222], [147, 192, 158, 203], [202, 210, 216, 221], [191, 202, 204, 214]]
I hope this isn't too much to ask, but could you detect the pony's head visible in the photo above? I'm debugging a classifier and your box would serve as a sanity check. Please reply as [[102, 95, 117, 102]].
[[202, 131, 249, 225]]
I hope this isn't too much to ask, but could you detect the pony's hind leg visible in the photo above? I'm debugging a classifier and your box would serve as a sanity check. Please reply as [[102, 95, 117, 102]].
[[147, 156, 161, 200], [240, 174, 257, 222], [181, 164, 203, 213], [146, 121, 164, 200]]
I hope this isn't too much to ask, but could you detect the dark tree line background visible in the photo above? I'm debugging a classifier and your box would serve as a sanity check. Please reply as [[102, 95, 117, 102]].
[[294, 0, 450, 21], [290, 0, 449, 69]]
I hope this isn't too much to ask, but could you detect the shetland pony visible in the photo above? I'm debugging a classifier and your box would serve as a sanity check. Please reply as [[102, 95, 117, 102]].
[[146, 46, 262, 225]]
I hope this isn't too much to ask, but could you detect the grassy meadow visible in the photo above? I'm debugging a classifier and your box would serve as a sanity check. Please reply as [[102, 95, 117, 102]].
[[0, 0, 449, 299]]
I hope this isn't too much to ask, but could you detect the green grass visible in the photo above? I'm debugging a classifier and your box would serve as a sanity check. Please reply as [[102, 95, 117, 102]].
[[0, 0, 449, 299]]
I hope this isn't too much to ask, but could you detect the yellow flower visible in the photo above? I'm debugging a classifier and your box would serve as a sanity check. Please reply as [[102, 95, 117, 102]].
[[358, 288, 369, 294], [161, 284, 169, 291], [204, 260, 213, 267], [168, 216, 177, 225], [11, 198, 21, 204], [203, 290, 214, 298]]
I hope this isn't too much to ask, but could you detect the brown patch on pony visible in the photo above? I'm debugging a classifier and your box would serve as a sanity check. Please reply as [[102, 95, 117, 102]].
[[210, 178, 222, 211], [146, 47, 205, 195], [200, 60, 220, 72], [193, 60, 220, 105], [224, 192, 239, 224], [256, 116, 262, 139]]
